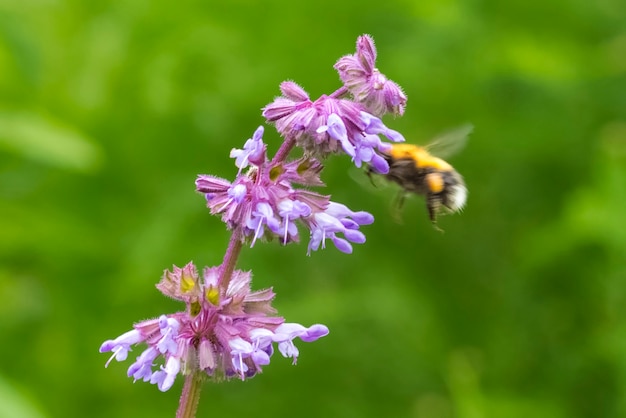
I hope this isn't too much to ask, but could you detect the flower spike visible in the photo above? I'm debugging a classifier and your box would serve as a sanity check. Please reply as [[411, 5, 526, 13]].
[[100, 263, 329, 390]]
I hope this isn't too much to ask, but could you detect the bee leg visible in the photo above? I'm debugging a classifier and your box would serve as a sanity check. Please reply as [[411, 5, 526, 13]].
[[365, 166, 378, 187], [397, 191, 406, 209], [391, 191, 406, 223], [427, 199, 444, 233]]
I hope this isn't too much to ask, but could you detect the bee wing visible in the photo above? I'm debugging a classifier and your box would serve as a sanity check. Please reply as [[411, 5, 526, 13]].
[[424, 123, 474, 159]]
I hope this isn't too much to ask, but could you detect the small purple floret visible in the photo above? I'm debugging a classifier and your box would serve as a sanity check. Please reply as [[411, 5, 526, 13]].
[[230, 126, 267, 171]]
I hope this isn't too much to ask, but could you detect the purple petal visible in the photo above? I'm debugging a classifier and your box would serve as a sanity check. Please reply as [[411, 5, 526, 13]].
[[318, 114, 356, 157], [273, 323, 307, 341], [300, 324, 330, 342], [360, 112, 385, 133], [100, 330, 142, 353], [277, 340, 299, 360], [229, 337, 253, 354], [252, 125, 264, 141], [196, 175, 232, 194], [369, 153, 389, 174], [228, 184, 248, 203], [384, 128, 405, 143], [352, 211, 375, 225], [356, 35, 377, 73], [360, 112, 405, 143], [251, 350, 271, 366], [128, 362, 153, 382], [343, 229, 366, 244], [331, 236, 353, 253], [151, 356, 180, 392], [127, 347, 159, 380], [279, 81, 310, 101]]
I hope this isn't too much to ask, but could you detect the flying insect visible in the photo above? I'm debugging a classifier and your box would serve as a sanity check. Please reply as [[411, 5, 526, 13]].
[[368, 124, 472, 229]]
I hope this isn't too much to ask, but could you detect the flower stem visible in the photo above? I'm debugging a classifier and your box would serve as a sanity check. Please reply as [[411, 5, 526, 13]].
[[219, 228, 244, 288], [329, 86, 348, 99], [270, 135, 296, 165], [176, 372, 204, 418]]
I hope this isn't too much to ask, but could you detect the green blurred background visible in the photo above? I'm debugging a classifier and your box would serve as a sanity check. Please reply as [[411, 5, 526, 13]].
[[1, 0, 626, 417]]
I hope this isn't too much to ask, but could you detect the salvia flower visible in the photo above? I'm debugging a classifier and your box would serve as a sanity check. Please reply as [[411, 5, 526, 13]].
[[305, 202, 374, 255], [195, 126, 374, 254], [263, 84, 405, 166], [100, 262, 329, 391], [100, 34, 414, 417], [230, 126, 267, 172], [334, 34, 407, 117]]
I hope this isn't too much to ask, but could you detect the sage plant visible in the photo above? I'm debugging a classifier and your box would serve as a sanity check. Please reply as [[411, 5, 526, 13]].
[[100, 34, 407, 418]]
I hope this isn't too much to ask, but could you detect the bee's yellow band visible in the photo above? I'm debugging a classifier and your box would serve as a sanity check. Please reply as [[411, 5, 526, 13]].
[[426, 173, 445, 193]]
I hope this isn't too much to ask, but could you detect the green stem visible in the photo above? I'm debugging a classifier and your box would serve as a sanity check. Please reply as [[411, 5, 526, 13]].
[[176, 373, 204, 418]]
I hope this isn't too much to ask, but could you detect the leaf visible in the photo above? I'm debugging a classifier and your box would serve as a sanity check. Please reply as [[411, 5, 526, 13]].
[[0, 111, 103, 173]]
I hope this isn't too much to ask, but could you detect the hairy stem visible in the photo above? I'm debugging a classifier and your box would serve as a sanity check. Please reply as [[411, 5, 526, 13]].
[[270, 135, 296, 165], [329, 86, 348, 99], [219, 228, 244, 289], [176, 373, 204, 418]]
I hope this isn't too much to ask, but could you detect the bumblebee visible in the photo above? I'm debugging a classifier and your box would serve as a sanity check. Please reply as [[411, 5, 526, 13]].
[[369, 124, 472, 228]]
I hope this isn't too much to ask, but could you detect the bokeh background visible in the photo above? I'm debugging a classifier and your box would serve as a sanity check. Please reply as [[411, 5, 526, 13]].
[[1, 0, 626, 417]]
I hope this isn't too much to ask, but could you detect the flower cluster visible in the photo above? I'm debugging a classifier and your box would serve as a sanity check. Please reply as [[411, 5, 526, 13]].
[[196, 126, 374, 254], [263, 35, 406, 173], [334, 34, 407, 117], [100, 34, 407, 411], [100, 263, 329, 391]]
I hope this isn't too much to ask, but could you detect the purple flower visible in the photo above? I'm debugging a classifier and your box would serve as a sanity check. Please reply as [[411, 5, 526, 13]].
[[196, 176, 253, 230], [230, 126, 267, 172], [353, 134, 391, 173], [100, 262, 329, 389], [229, 333, 273, 378], [197, 170, 324, 247], [334, 34, 407, 117], [197, 163, 375, 253], [151, 356, 181, 392], [99, 33, 417, 405], [127, 346, 159, 382], [272, 323, 329, 364], [247, 202, 281, 247], [156, 315, 179, 355], [100, 329, 142, 367], [316, 113, 356, 157], [305, 202, 374, 255], [277, 199, 311, 243], [262, 81, 316, 140], [195, 126, 376, 253], [360, 111, 405, 143], [315, 111, 403, 173], [264, 88, 404, 169]]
